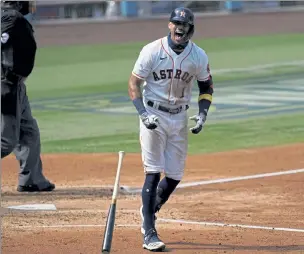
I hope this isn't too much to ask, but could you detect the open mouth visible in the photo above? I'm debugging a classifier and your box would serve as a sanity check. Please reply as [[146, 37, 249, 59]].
[[174, 31, 185, 42]]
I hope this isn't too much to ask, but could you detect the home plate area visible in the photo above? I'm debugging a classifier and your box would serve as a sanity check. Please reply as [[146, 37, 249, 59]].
[[2, 144, 304, 253]]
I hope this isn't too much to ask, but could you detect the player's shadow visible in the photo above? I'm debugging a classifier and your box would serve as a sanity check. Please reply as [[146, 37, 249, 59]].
[[164, 242, 304, 252]]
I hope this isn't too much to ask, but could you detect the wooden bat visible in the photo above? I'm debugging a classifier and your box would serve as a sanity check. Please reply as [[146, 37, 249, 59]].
[[101, 151, 125, 253]]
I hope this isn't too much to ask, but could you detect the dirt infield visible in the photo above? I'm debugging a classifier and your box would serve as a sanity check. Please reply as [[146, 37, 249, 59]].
[[2, 144, 304, 253], [2, 11, 304, 254]]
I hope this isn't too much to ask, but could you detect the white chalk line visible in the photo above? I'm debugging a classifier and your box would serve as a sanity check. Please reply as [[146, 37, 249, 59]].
[[54, 185, 116, 189], [11, 224, 140, 229], [45, 209, 138, 213], [11, 219, 304, 233], [177, 168, 304, 188], [13, 168, 304, 192], [121, 168, 304, 193], [6, 168, 304, 232], [158, 218, 304, 233], [6, 168, 303, 211]]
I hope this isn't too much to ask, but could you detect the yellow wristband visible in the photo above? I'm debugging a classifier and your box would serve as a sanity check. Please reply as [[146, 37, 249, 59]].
[[198, 94, 212, 102]]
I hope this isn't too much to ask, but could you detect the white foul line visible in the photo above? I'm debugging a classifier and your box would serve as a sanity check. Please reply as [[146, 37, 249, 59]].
[[158, 218, 304, 233], [177, 168, 304, 188], [12, 224, 140, 229], [121, 168, 304, 193], [11, 220, 304, 233]]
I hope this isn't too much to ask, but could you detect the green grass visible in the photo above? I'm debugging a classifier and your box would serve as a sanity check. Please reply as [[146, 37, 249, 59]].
[[40, 113, 304, 154], [27, 33, 304, 99], [35, 33, 304, 67], [24, 33, 304, 154], [35, 110, 138, 142]]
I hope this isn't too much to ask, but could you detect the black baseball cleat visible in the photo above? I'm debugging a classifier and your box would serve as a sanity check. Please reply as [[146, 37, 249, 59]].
[[143, 228, 166, 252], [17, 182, 55, 192]]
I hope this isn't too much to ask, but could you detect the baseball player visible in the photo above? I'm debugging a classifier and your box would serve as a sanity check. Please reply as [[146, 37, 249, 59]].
[[1, 1, 55, 192], [128, 7, 214, 252]]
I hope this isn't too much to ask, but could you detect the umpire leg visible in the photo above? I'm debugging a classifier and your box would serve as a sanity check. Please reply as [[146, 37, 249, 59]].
[[1, 115, 19, 158], [13, 83, 55, 192], [1, 80, 20, 158]]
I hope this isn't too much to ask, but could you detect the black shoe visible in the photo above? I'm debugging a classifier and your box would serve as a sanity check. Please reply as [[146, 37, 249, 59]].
[[17, 182, 55, 192]]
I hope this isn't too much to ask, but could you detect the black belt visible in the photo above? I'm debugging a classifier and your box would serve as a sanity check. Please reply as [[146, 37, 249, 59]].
[[147, 100, 189, 114]]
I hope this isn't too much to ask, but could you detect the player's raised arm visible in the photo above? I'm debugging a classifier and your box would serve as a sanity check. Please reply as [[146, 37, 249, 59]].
[[128, 48, 159, 130], [189, 52, 214, 134]]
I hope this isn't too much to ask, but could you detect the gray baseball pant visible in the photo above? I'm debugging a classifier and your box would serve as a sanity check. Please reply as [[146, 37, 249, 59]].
[[1, 81, 50, 188]]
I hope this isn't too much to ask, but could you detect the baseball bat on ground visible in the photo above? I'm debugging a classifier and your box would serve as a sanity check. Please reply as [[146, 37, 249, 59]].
[[101, 151, 125, 254]]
